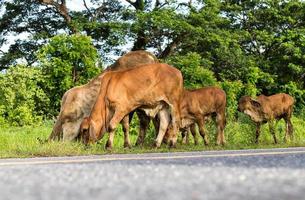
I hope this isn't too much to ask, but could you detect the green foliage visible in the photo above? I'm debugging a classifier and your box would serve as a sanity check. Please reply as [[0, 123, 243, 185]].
[[167, 52, 217, 89], [0, 65, 48, 126], [221, 80, 244, 120], [2, 0, 305, 123], [243, 66, 275, 97], [37, 34, 101, 115], [280, 81, 305, 114]]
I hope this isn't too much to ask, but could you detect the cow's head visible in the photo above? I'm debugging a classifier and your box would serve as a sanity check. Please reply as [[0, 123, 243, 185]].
[[79, 117, 98, 145], [79, 117, 106, 144], [238, 96, 264, 122], [79, 117, 90, 144]]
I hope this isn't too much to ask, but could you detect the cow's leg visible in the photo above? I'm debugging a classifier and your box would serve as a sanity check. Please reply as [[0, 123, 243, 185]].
[[197, 117, 209, 146], [122, 115, 131, 148], [255, 122, 261, 144], [135, 110, 150, 146], [167, 102, 181, 148], [190, 123, 198, 145], [216, 113, 226, 145], [269, 120, 277, 144], [181, 128, 189, 144], [288, 118, 294, 139], [284, 116, 294, 142], [105, 130, 115, 150], [152, 116, 160, 138], [155, 109, 170, 148], [106, 110, 127, 150]]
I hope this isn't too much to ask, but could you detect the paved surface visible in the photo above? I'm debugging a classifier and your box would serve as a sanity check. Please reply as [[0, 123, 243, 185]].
[[1, 147, 305, 200]]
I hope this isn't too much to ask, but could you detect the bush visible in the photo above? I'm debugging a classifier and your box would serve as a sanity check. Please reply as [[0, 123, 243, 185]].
[[280, 81, 305, 114], [221, 80, 244, 120], [0, 65, 48, 126], [167, 52, 217, 89]]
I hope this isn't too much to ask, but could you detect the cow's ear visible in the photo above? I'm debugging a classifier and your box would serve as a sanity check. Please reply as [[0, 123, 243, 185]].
[[250, 98, 261, 108]]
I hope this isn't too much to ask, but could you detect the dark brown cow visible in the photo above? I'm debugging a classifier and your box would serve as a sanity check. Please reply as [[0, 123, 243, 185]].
[[49, 50, 158, 142], [80, 63, 183, 149], [238, 93, 294, 143], [137, 87, 227, 146]]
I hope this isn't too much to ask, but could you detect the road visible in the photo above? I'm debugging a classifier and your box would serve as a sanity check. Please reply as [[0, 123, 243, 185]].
[[1, 147, 305, 200]]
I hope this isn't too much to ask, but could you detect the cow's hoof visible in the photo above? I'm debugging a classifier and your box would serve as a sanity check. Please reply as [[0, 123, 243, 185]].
[[135, 140, 144, 147], [154, 141, 161, 148], [105, 142, 113, 151], [124, 143, 132, 149], [105, 146, 112, 151], [169, 140, 176, 148]]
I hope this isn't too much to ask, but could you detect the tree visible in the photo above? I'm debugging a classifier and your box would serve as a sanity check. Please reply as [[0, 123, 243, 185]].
[[2, 0, 305, 116], [37, 34, 101, 115]]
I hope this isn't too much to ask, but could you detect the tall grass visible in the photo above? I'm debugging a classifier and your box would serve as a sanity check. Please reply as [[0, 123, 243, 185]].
[[0, 115, 305, 158]]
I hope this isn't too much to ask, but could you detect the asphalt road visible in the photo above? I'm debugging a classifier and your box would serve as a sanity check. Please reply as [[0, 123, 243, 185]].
[[1, 147, 305, 200]]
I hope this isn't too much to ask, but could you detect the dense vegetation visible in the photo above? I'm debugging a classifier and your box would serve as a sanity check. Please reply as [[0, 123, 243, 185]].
[[0, 1, 305, 153]]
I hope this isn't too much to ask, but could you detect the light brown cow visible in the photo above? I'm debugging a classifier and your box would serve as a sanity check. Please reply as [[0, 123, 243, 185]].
[[79, 63, 183, 149], [238, 93, 294, 143], [49, 50, 158, 142], [137, 87, 227, 146]]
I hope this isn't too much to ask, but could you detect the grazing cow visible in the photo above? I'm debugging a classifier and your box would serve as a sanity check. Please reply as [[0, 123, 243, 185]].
[[49, 50, 158, 142], [238, 93, 294, 143], [79, 63, 183, 149]]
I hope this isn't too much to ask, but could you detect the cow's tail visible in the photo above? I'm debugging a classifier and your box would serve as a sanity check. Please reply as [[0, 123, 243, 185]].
[[97, 72, 112, 137], [48, 116, 62, 141]]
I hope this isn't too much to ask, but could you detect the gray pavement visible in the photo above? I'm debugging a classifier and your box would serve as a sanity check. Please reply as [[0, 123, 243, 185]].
[[1, 147, 305, 200]]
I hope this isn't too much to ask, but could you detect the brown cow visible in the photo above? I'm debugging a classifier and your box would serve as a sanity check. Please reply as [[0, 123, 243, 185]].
[[180, 87, 226, 145], [49, 50, 158, 142], [137, 87, 227, 146], [238, 93, 294, 143], [80, 63, 183, 149]]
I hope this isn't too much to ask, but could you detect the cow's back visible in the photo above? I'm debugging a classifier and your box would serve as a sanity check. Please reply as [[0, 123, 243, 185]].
[[105, 63, 183, 105], [258, 93, 294, 118], [107, 50, 158, 71], [182, 87, 226, 116]]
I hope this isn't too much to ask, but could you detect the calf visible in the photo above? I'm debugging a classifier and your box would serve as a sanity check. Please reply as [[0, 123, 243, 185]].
[[48, 50, 158, 142], [80, 63, 183, 148], [137, 87, 227, 146], [238, 93, 294, 143], [180, 87, 226, 145]]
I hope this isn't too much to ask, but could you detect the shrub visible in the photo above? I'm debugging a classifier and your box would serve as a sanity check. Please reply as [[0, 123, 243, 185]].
[[221, 80, 244, 120], [0, 65, 48, 126], [167, 52, 217, 89]]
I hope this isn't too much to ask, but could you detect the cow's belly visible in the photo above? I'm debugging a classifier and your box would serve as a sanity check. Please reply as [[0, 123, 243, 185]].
[[181, 118, 195, 129], [139, 103, 166, 118]]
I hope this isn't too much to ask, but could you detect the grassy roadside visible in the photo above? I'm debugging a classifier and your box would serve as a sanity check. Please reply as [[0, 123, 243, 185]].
[[0, 116, 305, 159]]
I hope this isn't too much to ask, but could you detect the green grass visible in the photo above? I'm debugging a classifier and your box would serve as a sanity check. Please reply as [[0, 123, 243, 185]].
[[0, 116, 305, 158]]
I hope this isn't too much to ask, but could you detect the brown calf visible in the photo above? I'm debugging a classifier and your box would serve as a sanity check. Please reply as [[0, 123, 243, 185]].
[[177, 87, 226, 145], [48, 50, 158, 142], [238, 93, 294, 143], [80, 63, 183, 148], [137, 87, 227, 146]]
